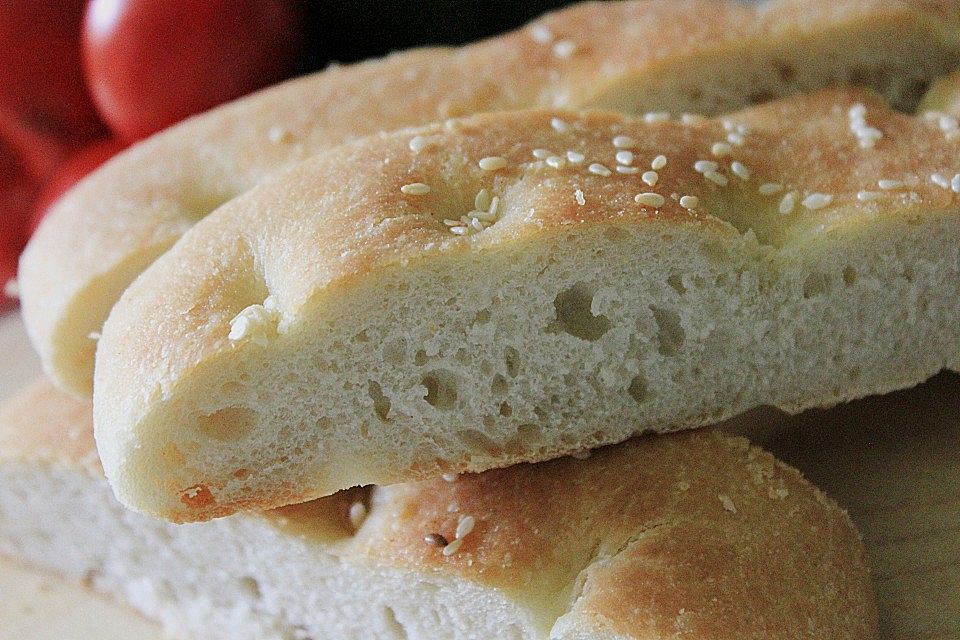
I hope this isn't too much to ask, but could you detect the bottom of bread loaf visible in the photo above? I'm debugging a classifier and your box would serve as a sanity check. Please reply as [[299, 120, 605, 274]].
[[0, 381, 877, 640]]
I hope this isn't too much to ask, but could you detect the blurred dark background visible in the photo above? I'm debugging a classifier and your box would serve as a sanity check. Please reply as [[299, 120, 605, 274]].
[[301, 1, 576, 69]]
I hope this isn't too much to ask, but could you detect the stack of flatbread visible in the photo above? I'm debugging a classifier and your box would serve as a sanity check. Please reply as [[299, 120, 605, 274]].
[[5, 0, 960, 637]]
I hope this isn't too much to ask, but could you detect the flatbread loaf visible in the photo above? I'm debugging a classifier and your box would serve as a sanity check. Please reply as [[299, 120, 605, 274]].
[[94, 87, 960, 520], [0, 378, 877, 640]]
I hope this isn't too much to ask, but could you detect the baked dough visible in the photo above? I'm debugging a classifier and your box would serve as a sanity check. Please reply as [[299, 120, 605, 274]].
[[0, 378, 877, 640], [93, 87, 960, 520], [19, 0, 960, 395]]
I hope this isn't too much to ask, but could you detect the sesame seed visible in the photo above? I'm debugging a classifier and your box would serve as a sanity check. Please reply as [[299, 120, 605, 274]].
[[442, 537, 464, 556], [769, 487, 790, 500], [566, 150, 585, 164], [643, 112, 670, 123], [693, 160, 718, 173], [616, 166, 640, 174], [848, 103, 883, 148], [726, 132, 746, 146], [719, 494, 737, 513], [588, 163, 612, 176], [722, 119, 736, 132], [877, 179, 904, 190], [348, 502, 367, 529], [424, 533, 448, 547], [779, 191, 797, 215], [615, 150, 635, 165], [470, 218, 485, 232], [680, 113, 706, 125], [552, 39, 577, 59], [931, 173, 951, 189], [474, 188, 492, 212], [228, 302, 278, 346], [488, 196, 500, 216], [651, 154, 667, 170], [408, 135, 429, 153], [679, 195, 699, 209], [635, 192, 665, 207], [479, 156, 508, 171], [612, 135, 637, 149], [758, 182, 783, 195], [642, 170, 659, 186], [574, 188, 585, 206], [711, 142, 733, 157], [455, 515, 476, 539], [400, 182, 431, 195], [532, 148, 553, 159], [802, 193, 833, 210], [530, 24, 553, 43], [545, 155, 566, 169], [856, 190, 884, 201], [704, 170, 728, 186], [730, 161, 750, 180], [443, 219, 460, 226], [848, 103, 866, 119], [268, 126, 293, 144], [551, 117, 571, 133], [953, 174, 960, 193], [450, 226, 469, 235], [442, 473, 457, 482]]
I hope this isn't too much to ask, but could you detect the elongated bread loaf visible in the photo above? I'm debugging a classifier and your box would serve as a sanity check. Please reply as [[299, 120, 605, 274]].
[[94, 87, 960, 521], [19, 0, 960, 395], [0, 378, 877, 640]]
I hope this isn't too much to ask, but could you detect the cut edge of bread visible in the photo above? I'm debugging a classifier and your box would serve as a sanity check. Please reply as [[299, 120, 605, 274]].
[[1, 379, 878, 640]]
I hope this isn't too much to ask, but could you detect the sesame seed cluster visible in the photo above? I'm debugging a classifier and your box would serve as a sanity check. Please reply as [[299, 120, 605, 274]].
[[384, 100, 960, 247]]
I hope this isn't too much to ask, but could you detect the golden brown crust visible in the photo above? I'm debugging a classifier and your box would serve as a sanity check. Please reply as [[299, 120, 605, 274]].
[[2, 378, 878, 639], [345, 434, 876, 639], [20, 0, 960, 395], [93, 87, 960, 520]]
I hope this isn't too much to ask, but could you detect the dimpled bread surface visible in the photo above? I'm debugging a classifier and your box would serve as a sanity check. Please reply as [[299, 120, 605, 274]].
[[94, 86, 960, 521]]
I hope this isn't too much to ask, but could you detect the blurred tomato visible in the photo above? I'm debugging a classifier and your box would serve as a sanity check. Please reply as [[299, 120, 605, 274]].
[[0, 240, 20, 308], [0, 106, 74, 183], [0, 0, 104, 145], [82, 0, 304, 141], [0, 137, 37, 308], [30, 138, 127, 233]]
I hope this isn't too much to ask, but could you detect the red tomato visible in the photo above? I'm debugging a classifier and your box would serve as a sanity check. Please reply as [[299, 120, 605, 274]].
[[0, 106, 74, 183], [82, 0, 304, 141], [0, 151, 36, 308], [0, 239, 20, 309], [30, 138, 128, 233], [0, 0, 104, 145]]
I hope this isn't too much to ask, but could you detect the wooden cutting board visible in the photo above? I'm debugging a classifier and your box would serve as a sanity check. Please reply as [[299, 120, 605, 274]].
[[0, 312, 956, 639]]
